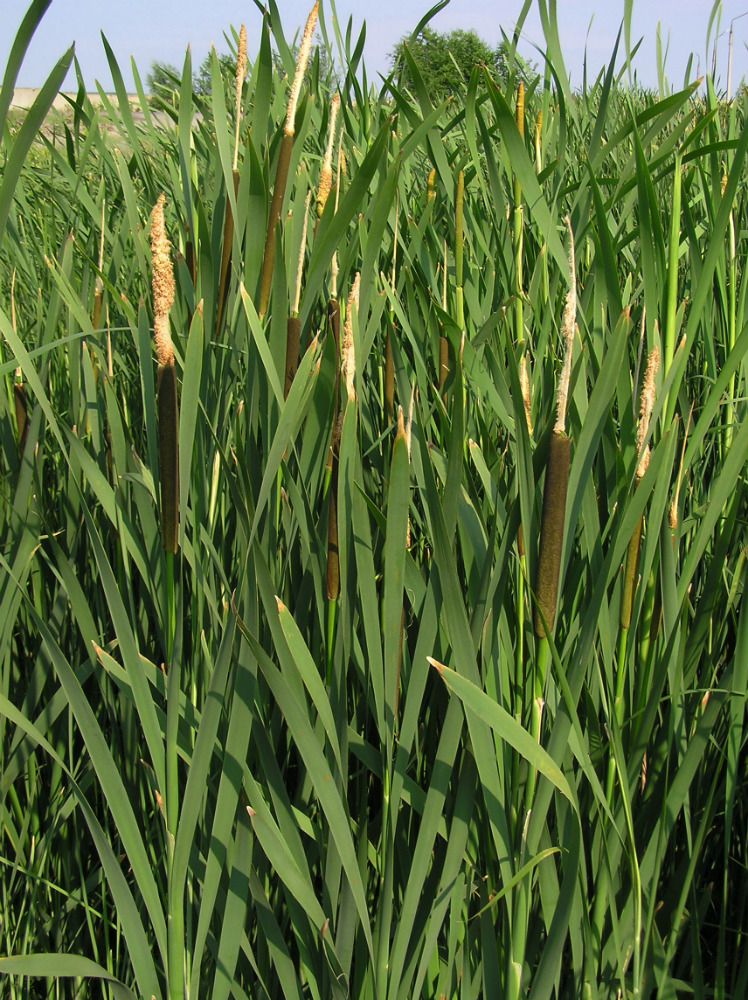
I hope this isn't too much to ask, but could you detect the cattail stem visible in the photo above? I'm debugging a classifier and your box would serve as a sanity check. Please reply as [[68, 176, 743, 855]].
[[216, 170, 240, 339], [439, 238, 449, 388], [284, 191, 311, 398], [151, 193, 179, 558], [258, 132, 294, 319], [284, 317, 302, 399], [533, 430, 571, 636], [385, 324, 395, 424], [534, 108, 543, 173], [620, 346, 659, 631], [663, 152, 681, 422], [324, 298, 341, 490], [513, 84, 525, 347], [620, 505, 644, 631], [724, 173, 737, 457], [455, 169, 464, 331], [258, 3, 318, 319], [157, 362, 180, 555], [326, 442, 339, 686]]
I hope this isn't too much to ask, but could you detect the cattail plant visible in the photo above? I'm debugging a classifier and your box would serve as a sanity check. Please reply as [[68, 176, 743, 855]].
[[533, 216, 576, 638], [517, 218, 578, 991], [258, 2, 318, 318], [620, 345, 659, 631], [151, 193, 179, 557], [391, 393, 413, 719], [454, 168, 465, 333], [325, 273, 359, 685], [13, 367, 28, 453], [534, 107, 543, 173], [722, 170, 738, 456], [10, 273, 28, 452], [316, 91, 340, 225], [285, 190, 311, 398], [439, 237, 449, 388], [662, 152, 681, 423], [324, 142, 344, 489], [341, 271, 360, 403], [216, 26, 247, 338], [514, 85, 530, 680], [513, 83, 525, 349], [92, 201, 105, 333]]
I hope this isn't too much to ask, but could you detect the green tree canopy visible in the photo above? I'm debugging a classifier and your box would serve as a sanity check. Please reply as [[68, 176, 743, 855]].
[[390, 26, 497, 95], [390, 27, 533, 96], [146, 60, 180, 107]]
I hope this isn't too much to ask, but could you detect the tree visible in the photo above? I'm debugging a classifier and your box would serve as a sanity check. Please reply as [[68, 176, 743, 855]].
[[193, 51, 238, 97], [390, 27, 533, 96], [146, 61, 181, 107], [390, 26, 496, 96]]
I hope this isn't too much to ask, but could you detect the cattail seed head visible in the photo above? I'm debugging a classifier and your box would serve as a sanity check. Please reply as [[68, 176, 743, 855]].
[[232, 25, 247, 171], [341, 272, 360, 401], [285, 2, 319, 136], [554, 217, 576, 434], [668, 498, 678, 531], [151, 193, 175, 367], [636, 346, 659, 478], [235, 25, 247, 116], [317, 93, 340, 218], [534, 430, 571, 635], [150, 193, 179, 554]]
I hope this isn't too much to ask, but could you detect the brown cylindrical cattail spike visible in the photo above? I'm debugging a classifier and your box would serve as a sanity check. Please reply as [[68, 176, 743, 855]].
[[14, 377, 28, 452], [620, 514, 643, 630], [439, 337, 449, 388], [534, 430, 571, 636], [151, 193, 179, 554]]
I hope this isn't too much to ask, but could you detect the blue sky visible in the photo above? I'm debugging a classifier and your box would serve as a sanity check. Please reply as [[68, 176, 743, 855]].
[[3, 0, 746, 94]]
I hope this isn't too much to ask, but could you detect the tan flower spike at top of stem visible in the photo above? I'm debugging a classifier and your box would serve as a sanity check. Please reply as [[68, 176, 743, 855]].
[[554, 215, 577, 434], [636, 346, 660, 479], [285, 2, 319, 137], [342, 272, 360, 401], [232, 25, 247, 171], [317, 93, 340, 219], [150, 192, 179, 555], [151, 193, 175, 367]]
